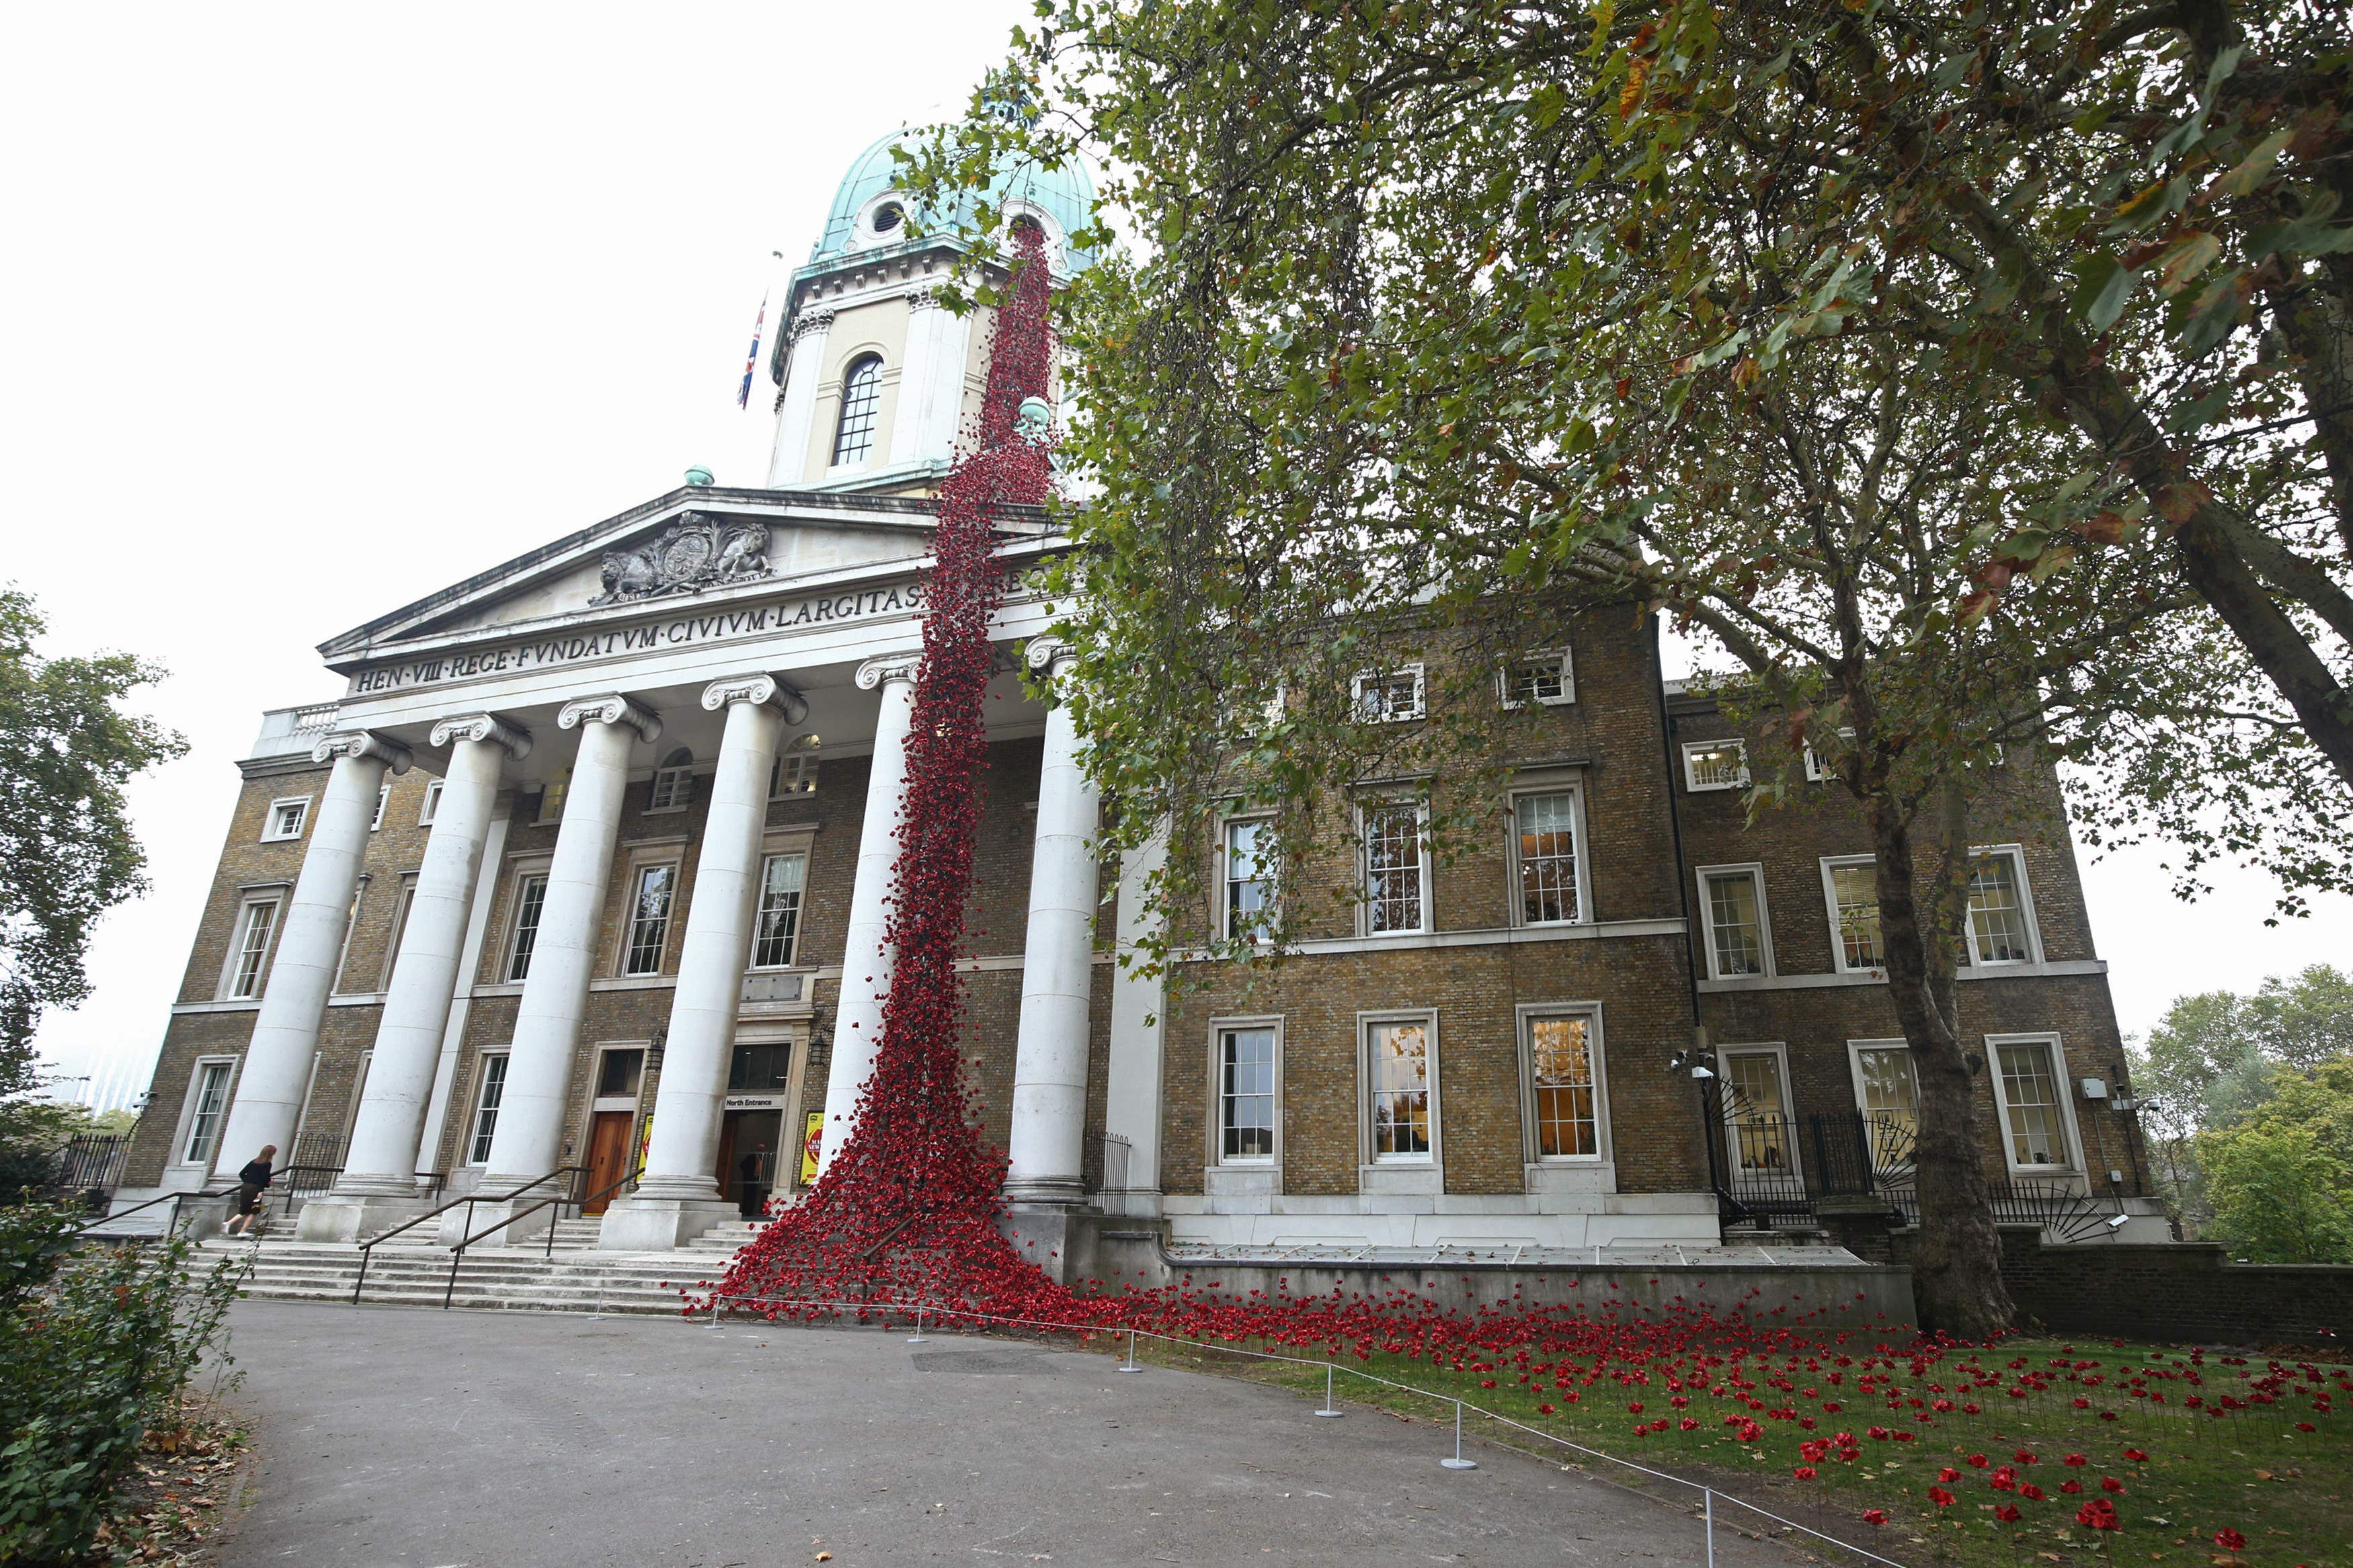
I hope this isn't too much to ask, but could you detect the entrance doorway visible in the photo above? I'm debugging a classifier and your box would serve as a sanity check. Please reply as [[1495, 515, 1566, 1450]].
[[715, 1109, 783, 1219], [582, 1111, 635, 1214]]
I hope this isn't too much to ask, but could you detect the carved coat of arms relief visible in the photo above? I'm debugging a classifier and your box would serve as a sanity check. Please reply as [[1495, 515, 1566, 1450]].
[[592, 513, 773, 606]]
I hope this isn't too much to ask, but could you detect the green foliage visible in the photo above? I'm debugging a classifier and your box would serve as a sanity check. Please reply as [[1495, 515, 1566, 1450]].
[[2199, 1056, 2353, 1263], [0, 1204, 240, 1564], [0, 587, 182, 1168]]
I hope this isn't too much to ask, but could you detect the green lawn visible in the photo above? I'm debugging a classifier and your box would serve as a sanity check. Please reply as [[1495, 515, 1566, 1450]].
[[1090, 1331, 2350, 1568]]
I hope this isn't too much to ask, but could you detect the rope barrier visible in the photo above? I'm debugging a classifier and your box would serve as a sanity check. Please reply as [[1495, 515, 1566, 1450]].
[[687, 1289, 1912, 1567]]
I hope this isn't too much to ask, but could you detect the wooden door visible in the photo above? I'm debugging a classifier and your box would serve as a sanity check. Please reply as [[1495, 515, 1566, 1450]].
[[583, 1111, 634, 1214]]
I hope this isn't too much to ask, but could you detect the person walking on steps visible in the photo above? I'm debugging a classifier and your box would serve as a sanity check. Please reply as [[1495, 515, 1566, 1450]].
[[225, 1145, 276, 1237]]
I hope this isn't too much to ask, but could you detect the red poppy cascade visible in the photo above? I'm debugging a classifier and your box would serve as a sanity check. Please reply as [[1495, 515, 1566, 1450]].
[[709, 221, 1060, 1315]]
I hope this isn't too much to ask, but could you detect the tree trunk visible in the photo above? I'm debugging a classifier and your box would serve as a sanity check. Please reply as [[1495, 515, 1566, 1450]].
[[1866, 784, 2016, 1339]]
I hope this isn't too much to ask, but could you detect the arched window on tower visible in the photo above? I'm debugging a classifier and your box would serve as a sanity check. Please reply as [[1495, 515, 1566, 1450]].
[[648, 747, 695, 811], [832, 354, 883, 465]]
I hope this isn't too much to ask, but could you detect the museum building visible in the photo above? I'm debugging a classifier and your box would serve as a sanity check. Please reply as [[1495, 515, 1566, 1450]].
[[116, 130, 2163, 1255]]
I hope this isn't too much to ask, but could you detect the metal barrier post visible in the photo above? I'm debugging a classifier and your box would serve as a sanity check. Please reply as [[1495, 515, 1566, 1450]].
[[1120, 1328, 1143, 1373], [1314, 1363, 1343, 1418], [586, 1283, 605, 1321], [1441, 1400, 1478, 1469], [708, 1294, 726, 1331], [907, 1308, 928, 1345], [1704, 1487, 1716, 1568]]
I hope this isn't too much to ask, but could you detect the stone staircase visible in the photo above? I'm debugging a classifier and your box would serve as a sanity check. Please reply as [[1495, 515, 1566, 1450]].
[[191, 1218, 772, 1317]]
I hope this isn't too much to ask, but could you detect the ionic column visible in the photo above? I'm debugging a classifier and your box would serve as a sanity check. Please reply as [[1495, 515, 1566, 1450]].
[[212, 732, 410, 1180], [602, 674, 803, 1251], [1004, 641, 1103, 1206], [766, 310, 836, 487], [299, 715, 528, 1241], [814, 650, 922, 1176], [461, 694, 657, 1244]]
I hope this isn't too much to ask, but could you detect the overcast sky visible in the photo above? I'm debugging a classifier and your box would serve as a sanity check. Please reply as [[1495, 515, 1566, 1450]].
[[5, 5, 2344, 1110]]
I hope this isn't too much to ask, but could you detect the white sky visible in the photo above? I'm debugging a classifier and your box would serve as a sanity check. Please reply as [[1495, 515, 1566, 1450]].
[[5, 5, 2344, 1109]]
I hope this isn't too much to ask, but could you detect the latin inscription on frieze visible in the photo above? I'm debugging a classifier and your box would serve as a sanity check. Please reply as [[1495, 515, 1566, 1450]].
[[347, 583, 924, 695]]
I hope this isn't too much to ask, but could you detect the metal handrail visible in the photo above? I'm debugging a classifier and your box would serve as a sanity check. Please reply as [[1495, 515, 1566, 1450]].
[[350, 1165, 582, 1305], [67, 1185, 239, 1239], [436, 1163, 646, 1308]]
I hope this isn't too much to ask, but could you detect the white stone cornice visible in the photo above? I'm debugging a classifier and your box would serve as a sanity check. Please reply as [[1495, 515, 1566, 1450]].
[[312, 731, 412, 775], [428, 712, 533, 759], [855, 650, 925, 691], [556, 693, 662, 744], [700, 673, 810, 725]]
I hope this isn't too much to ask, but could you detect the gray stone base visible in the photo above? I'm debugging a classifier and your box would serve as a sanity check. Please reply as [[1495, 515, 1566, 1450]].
[[296, 1192, 432, 1244], [598, 1196, 738, 1252], [1000, 1206, 1163, 1288]]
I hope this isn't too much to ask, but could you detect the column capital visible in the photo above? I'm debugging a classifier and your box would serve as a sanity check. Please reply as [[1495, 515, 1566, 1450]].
[[312, 730, 411, 775], [429, 712, 533, 759], [557, 693, 662, 743], [1023, 636, 1081, 679], [701, 673, 809, 725], [905, 286, 944, 316], [854, 650, 925, 692], [789, 309, 836, 344]]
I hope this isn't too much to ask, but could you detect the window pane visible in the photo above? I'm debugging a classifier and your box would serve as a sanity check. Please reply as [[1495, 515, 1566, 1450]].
[[1226, 820, 1273, 934], [1512, 655, 1566, 705], [1684, 742, 1746, 789], [1529, 1015, 1597, 1157], [1355, 670, 1421, 722], [1517, 791, 1581, 924], [1853, 1047, 1918, 1169], [185, 1062, 233, 1164], [832, 356, 883, 464], [1368, 1022, 1431, 1159], [1220, 1028, 1276, 1161], [598, 1049, 644, 1098], [232, 901, 278, 998], [624, 865, 676, 975], [1967, 854, 2032, 962], [1998, 1042, 2069, 1166], [1363, 804, 1423, 932], [753, 854, 806, 967], [1724, 1052, 1790, 1173], [508, 874, 547, 983], [469, 1055, 508, 1164], [727, 1042, 791, 1093], [1704, 872, 1763, 975], [1831, 863, 1883, 968]]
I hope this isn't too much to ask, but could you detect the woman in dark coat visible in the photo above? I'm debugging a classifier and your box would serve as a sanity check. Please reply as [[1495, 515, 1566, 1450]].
[[225, 1144, 276, 1236]]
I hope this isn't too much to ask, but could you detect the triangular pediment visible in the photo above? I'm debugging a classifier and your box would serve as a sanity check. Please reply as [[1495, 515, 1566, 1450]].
[[319, 486, 1047, 669]]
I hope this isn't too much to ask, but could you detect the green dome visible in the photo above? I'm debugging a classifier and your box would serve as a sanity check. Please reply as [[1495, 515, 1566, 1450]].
[[807, 128, 1096, 275]]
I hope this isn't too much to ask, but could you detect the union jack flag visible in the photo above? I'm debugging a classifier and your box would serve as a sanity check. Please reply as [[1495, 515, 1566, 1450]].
[[737, 290, 768, 409]]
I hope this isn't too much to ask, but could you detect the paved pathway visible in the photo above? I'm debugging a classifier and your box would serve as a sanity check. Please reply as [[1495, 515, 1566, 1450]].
[[212, 1298, 1808, 1567]]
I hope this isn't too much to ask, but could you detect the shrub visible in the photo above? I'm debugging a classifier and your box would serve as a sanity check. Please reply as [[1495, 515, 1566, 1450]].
[[0, 1202, 241, 1563]]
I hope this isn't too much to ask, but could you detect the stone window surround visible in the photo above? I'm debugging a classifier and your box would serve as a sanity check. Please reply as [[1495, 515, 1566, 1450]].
[[418, 778, 445, 827], [370, 782, 390, 831], [1517, 1001, 1613, 1192], [463, 1049, 510, 1167], [499, 854, 556, 985], [1357, 1007, 1443, 1196], [169, 1055, 242, 1173], [1353, 790, 1431, 938], [1219, 810, 1278, 944], [1714, 1040, 1801, 1185], [1985, 1030, 2085, 1177], [1819, 853, 1882, 975], [217, 884, 290, 1001], [1499, 647, 1576, 709], [1679, 737, 1749, 792], [1693, 861, 1773, 979], [1203, 1014, 1284, 1198], [1843, 1036, 1917, 1120], [1351, 663, 1427, 723], [1505, 770, 1592, 929], [748, 826, 818, 971], [260, 794, 313, 843], [610, 839, 687, 978], [823, 342, 895, 476], [1962, 843, 2046, 969], [1802, 727, 1856, 783]]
